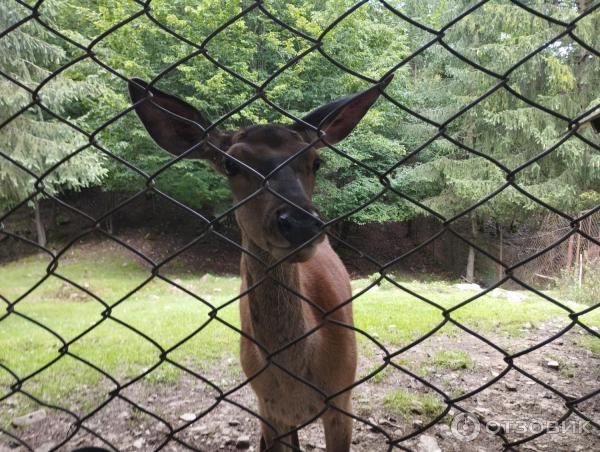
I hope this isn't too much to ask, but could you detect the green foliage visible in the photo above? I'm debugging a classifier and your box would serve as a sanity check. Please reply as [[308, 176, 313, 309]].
[[0, 0, 105, 210], [50, 0, 413, 219], [394, 0, 600, 226], [2, 0, 599, 227]]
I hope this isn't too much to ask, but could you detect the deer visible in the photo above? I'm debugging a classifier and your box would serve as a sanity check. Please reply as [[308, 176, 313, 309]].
[[128, 73, 393, 451]]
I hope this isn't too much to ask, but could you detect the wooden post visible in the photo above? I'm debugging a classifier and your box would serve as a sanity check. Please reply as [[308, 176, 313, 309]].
[[574, 233, 582, 277], [578, 252, 584, 287], [566, 235, 574, 270]]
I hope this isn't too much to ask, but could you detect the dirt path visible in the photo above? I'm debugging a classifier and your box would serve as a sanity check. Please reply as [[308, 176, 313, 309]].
[[1, 322, 599, 451]]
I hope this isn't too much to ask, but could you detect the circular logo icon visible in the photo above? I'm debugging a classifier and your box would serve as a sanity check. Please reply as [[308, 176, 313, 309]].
[[451, 412, 481, 442]]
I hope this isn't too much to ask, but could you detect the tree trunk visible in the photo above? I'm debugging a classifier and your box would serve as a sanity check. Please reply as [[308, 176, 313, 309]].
[[574, 232, 582, 277], [466, 246, 475, 282], [496, 224, 503, 282], [105, 192, 115, 234], [566, 235, 574, 271], [465, 217, 477, 282], [463, 117, 478, 283], [34, 199, 47, 247]]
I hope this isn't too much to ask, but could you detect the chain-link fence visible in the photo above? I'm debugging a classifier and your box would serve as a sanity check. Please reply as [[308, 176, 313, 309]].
[[1, 0, 600, 451]]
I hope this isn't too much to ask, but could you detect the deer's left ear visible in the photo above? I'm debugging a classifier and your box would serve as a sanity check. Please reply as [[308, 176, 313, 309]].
[[291, 73, 394, 148], [128, 78, 232, 166]]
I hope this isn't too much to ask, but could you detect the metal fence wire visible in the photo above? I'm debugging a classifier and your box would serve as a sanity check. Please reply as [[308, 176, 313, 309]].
[[1, 0, 600, 451]]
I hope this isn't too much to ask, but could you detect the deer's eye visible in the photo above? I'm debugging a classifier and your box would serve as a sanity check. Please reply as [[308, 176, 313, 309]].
[[312, 158, 322, 173], [223, 157, 240, 176]]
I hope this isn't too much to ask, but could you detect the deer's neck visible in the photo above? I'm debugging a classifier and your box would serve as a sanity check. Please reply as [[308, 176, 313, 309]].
[[241, 238, 314, 366]]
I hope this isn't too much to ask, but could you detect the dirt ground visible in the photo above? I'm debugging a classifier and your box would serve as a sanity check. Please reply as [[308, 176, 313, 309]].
[[1, 320, 598, 452]]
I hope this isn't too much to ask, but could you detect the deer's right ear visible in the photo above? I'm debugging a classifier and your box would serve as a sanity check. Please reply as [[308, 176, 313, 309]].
[[128, 78, 231, 165], [291, 74, 393, 149]]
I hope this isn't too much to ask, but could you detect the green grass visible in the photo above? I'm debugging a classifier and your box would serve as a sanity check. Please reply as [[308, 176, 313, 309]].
[[0, 252, 242, 424], [423, 350, 475, 371], [367, 365, 391, 383], [579, 335, 600, 355], [1, 251, 599, 425], [350, 277, 600, 342], [382, 388, 445, 420], [361, 351, 474, 384]]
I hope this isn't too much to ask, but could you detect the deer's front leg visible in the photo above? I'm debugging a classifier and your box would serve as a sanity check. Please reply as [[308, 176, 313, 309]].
[[322, 399, 353, 452], [259, 425, 299, 451], [258, 409, 299, 452]]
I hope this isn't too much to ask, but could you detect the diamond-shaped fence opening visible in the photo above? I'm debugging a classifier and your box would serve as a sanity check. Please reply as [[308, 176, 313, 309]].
[[1, 0, 600, 451]]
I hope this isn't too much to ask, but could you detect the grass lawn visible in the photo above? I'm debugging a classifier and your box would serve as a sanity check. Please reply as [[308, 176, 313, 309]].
[[1, 250, 598, 425]]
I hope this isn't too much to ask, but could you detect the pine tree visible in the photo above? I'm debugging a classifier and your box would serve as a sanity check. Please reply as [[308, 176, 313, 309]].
[[393, 0, 600, 280], [0, 1, 106, 245]]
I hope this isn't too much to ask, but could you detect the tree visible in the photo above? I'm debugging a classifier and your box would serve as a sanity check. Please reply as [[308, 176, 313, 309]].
[[64, 0, 414, 223], [393, 0, 600, 280], [7, 0, 598, 252], [0, 0, 106, 245]]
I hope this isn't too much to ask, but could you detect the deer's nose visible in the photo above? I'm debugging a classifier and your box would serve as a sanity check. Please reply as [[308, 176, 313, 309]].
[[277, 208, 322, 247]]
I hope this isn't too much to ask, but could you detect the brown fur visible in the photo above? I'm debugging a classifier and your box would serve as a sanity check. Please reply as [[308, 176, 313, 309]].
[[128, 75, 393, 451], [239, 238, 356, 451]]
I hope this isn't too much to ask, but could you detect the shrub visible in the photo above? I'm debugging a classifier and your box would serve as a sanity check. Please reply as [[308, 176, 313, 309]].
[[559, 259, 600, 306]]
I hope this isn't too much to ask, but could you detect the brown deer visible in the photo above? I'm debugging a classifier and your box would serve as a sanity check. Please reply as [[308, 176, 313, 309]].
[[129, 74, 393, 451]]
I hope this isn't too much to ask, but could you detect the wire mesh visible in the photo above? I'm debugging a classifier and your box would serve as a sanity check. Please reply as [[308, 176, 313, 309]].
[[1, 0, 599, 451]]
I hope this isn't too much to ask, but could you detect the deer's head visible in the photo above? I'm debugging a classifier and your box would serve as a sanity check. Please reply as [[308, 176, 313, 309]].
[[129, 75, 392, 262]]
